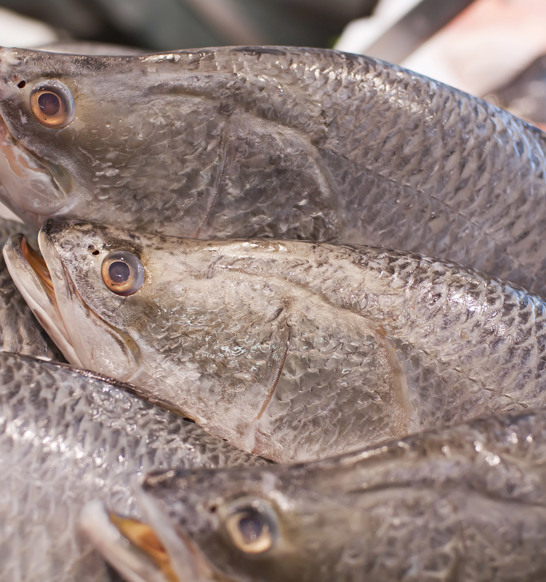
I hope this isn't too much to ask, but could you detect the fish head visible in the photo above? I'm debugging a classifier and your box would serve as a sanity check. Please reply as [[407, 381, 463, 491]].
[[2, 220, 149, 376], [85, 433, 523, 582], [81, 466, 318, 582], [5, 220, 418, 461], [0, 47, 205, 231], [0, 47, 120, 225], [86, 451, 441, 581], [3, 221, 306, 432]]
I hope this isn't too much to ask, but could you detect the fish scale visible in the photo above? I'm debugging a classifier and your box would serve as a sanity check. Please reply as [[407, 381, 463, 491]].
[[1, 44, 546, 578], [0, 351, 266, 582], [6, 222, 546, 463], [93, 408, 546, 582], [0, 46, 545, 292]]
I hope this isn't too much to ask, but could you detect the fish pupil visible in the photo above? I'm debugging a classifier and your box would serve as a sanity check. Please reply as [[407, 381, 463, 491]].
[[238, 513, 264, 543], [38, 92, 61, 116], [109, 261, 130, 283]]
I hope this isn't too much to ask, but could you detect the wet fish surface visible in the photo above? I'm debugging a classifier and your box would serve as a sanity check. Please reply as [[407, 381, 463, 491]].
[[0, 46, 545, 293], [84, 407, 546, 582], [0, 215, 32, 244], [0, 351, 265, 582], [0, 215, 61, 358], [5, 221, 546, 463], [0, 250, 61, 358]]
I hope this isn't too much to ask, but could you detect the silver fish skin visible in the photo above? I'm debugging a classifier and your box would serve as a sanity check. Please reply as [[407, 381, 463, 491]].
[[5, 221, 546, 463], [0, 46, 545, 293], [0, 351, 265, 582], [93, 408, 546, 582]]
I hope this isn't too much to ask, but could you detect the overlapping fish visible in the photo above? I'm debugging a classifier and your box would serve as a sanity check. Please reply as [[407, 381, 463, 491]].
[[0, 351, 265, 581], [5, 220, 546, 463], [0, 46, 545, 294], [0, 43, 545, 581], [83, 407, 546, 581]]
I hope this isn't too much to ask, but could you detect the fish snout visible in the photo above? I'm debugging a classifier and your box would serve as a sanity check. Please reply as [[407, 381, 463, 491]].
[[0, 47, 21, 91]]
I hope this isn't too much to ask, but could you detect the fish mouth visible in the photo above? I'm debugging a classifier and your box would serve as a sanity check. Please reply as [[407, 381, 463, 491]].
[[4, 223, 143, 377], [0, 113, 71, 225], [3, 232, 83, 366], [80, 486, 220, 582], [79, 500, 175, 582]]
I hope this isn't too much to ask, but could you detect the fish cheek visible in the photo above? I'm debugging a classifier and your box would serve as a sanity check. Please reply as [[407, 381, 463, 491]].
[[64, 93, 236, 232], [86, 290, 155, 339], [0, 95, 80, 213], [186, 512, 299, 582], [208, 529, 307, 582], [52, 252, 145, 376], [56, 278, 141, 377]]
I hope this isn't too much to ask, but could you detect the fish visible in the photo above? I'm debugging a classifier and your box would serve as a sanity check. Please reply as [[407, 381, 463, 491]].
[[0, 46, 545, 293], [0, 215, 61, 359], [0, 214, 32, 244], [82, 407, 546, 582], [5, 220, 546, 463], [0, 350, 266, 582]]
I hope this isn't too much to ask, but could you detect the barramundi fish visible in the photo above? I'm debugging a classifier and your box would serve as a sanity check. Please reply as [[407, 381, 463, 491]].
[[0, 46, 545, 293], [0, 351, 265, 582], [5, 221, 546, 463], [83, 407, 546, 582]]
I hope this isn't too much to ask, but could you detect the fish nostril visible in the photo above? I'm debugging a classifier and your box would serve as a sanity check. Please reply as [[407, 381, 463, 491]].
[[17, 80, 25, 89]]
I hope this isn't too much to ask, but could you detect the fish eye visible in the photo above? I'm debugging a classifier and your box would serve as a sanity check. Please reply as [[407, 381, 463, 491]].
[[101, 251, 145, 296], [222, 498, 278, 555], [30, 81, 75, 128]]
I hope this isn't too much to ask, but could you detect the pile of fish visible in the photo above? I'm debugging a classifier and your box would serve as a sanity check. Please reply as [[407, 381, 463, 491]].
[[0, 44, 546, 581]]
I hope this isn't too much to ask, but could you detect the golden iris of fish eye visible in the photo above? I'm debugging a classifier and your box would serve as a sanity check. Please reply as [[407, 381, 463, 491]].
[[30, 81, 75, 128], [223, 500, 277, 555], [101, 251, 145, 296]]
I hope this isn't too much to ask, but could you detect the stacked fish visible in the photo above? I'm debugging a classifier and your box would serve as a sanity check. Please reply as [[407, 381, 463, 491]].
[[0, 45, 545, 581]]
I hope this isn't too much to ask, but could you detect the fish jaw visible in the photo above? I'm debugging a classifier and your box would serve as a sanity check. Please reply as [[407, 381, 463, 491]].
[[80, 492, 221, 582], [3, 233, 83, 366], [79, 500, 173, 582], [0, 104, 71, 225]]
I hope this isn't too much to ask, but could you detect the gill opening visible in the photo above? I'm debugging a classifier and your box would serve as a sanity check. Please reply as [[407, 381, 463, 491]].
[[256, 325, 292, 421]]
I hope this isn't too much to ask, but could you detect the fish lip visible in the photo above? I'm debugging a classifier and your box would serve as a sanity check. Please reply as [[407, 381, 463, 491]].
[[79, 500, 173, 582], [0, 107, 72, 224], [131, 479, 220, 582], [80, 488, 219, 582], [3, 232, 84, 366]]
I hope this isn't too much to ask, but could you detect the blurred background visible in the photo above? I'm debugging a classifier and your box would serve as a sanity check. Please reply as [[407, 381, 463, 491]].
[[0, 0, 544, 129]]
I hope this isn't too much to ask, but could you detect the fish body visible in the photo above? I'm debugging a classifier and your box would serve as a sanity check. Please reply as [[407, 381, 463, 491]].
[[85, 407, 546, 582], [0, 46, 545, 292], [0, 351, 265, 582], [5, 221, 546, 462]]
